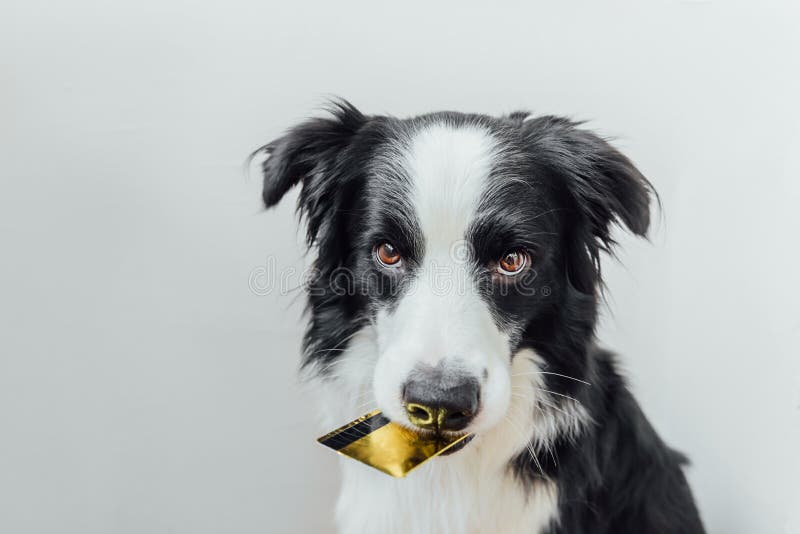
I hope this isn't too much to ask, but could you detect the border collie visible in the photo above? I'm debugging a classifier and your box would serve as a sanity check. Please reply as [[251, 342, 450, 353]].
[[256, 101, 705, 533]]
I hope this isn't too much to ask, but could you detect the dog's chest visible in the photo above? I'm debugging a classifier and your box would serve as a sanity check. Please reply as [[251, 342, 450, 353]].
[[334, 447, 558, 534]]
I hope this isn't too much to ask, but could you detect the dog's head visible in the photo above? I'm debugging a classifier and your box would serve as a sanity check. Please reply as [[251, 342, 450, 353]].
[[259, 101, 652, 439]]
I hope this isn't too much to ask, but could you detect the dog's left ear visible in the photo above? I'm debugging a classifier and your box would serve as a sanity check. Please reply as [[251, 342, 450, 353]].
[[517, 115, 654, 293], [519, 115, 653, 246]]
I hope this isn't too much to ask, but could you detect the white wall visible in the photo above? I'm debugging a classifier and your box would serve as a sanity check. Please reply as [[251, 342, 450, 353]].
[[2, 1, 798, 532]]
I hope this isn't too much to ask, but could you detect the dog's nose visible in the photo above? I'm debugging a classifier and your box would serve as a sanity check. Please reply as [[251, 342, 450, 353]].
[[403, 370, 480, 432]]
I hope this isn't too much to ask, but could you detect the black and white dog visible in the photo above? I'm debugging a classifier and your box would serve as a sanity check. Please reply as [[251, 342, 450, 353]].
[[257, 101, 704, 533]]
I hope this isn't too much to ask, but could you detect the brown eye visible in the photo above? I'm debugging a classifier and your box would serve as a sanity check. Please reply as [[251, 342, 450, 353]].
[[375, 242, 402, 267], [497, 249, 529, 276]]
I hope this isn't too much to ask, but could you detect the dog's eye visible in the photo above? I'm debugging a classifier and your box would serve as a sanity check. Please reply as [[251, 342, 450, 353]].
[[497, 249, 529, 276], [375, 242, 402, 268]]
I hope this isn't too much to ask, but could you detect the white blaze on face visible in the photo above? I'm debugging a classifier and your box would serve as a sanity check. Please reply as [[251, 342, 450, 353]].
[[373, 124, 513, 433]]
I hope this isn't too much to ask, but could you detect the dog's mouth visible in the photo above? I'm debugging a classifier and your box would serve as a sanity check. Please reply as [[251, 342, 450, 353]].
[[436, 433, 474, 455], [416, 429, 474, 456]]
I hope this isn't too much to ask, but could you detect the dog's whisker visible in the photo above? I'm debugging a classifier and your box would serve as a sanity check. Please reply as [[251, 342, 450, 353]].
[[353, 398, 377, 411], [535, 396, 571, 417], [350, 387, 376, 404], [307, 329, 368, 367], [504, 414, 545, 478], [533, 404, 559, 467], [311, 348, 349, 357], [534, 387, 582, 405], [355, 398, 377, 410], [511, 371, 592, 386]]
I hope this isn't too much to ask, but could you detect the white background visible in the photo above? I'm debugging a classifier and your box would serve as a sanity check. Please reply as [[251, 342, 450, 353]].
[[2, 1, 799, 533]]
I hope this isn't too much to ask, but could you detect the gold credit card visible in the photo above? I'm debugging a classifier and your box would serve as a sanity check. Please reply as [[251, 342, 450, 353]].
[[317, 410, 472, 478]]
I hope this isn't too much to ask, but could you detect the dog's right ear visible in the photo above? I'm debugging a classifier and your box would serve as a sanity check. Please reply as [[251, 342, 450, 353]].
[[258, 100, 367, 208], [256, 100, 367, 247]]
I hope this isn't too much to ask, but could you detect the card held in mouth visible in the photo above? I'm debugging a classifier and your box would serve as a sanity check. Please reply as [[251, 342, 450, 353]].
[[317, 410, 472, 478]]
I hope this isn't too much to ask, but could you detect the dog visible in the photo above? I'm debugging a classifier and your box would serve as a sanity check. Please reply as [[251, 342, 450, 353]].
[[256, 101, 705, 533]]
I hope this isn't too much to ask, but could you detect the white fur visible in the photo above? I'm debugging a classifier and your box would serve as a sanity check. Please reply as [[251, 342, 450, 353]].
[[303, 125, 590, 533], [373, 124, 511, 432]]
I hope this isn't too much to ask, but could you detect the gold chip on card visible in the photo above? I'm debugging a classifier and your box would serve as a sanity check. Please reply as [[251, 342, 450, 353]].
[[317, 410, 472, 478]]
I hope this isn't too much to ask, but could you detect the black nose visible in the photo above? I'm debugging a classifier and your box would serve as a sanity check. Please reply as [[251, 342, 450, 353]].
[[402, 366, 480, 432]]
